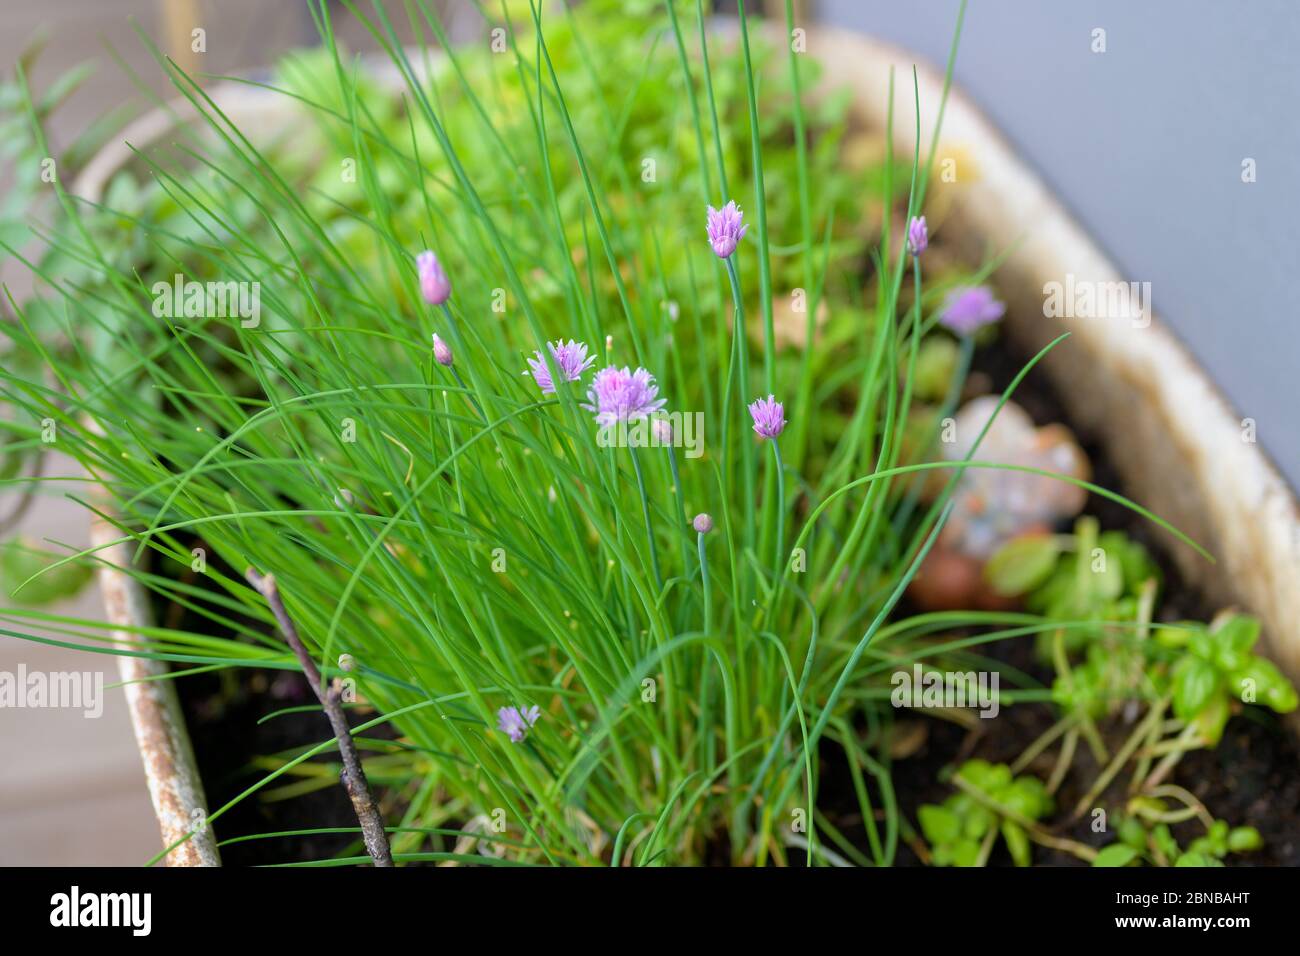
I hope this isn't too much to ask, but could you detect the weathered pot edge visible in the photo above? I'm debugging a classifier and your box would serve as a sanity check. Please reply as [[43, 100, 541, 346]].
[[810, 27, 1300, 684], [88, 509, 220, 866], [72, 56, 427, 870]]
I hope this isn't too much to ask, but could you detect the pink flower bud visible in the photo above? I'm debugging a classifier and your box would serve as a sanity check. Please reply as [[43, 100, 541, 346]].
[[432, 333, 453, 367], [416, 250, 451, 305], [706, 201, 747, 259], [907, 215, 928, 256]]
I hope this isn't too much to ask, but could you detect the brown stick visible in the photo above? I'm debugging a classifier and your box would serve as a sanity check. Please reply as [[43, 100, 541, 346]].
[[246, 568, 394, 867]]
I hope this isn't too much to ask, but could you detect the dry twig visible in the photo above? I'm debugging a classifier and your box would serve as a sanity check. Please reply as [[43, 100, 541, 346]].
[[246, 568, 394, 867]]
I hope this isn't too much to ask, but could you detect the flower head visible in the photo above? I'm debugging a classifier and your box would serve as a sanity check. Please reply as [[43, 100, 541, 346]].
[[939, 286, 1005, 335], [583, 366, 667, 426], [416, 250, 451, 305], [706, 201, 748, 259], [907, 215, 929, 256], [748, 394, 787, 440], [497, 704, 541, 744], [432, 333, 453, 367], [526, 339, 595, 394], [693, 513, 714, 535]]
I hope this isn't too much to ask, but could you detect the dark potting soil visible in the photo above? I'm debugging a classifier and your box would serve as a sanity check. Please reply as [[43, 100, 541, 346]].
[[830, 705, 1300, 867], [162, 555, 394, 866], [178, 665, 373, 865], [812, 329, 1300, 867]]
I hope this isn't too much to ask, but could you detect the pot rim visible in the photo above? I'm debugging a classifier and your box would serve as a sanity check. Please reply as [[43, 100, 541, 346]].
[[805, 29, 1300, 683]]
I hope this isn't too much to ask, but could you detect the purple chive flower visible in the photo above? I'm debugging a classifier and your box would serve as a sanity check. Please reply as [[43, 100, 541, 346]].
[[497, 704, 541, 743], [706, 201, 748, 259], [432, 333, 453, 367], [583, 366, 667, 426], [939, 286, 1005, 335], [693, 513, 714, 534], [907, 215, 929, 256], [748, 395, 787, 440], [526, 339, 595, 394], [416, 250, 451, 306]]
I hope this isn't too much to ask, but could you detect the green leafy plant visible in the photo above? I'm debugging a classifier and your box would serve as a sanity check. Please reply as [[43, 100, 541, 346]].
[[3, 0, 1008, 867], [1094, 798, 1262, 868], [1160, 613, 1297, 745], [926, 525, 1300, 867], [0, 0, 1282, 869], [0, 538, 92, 606], [919, 760, 1052, 866]]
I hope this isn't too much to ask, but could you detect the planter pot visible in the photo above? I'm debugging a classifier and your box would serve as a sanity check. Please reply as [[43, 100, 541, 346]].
[[89, 508, 220, 866], [812, 31, 1300, 689], [73, 24, 1300, 865]]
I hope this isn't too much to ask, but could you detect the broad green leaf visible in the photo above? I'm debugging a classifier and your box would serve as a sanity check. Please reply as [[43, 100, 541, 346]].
[[1190, 694, 1230, 747], [1001, 820, 1031, 867], [1212, 615, 1260, 672], [1172, 656, 1220, 723], [951, 838, 981, 868], [918, 804, 960, 845], [0, 537, 94, 606], [1092, 844, 1139, 867], [1227, 826, 1262, 852], [984, 533, 1060, 597], [1233, 657, 1298, 714]]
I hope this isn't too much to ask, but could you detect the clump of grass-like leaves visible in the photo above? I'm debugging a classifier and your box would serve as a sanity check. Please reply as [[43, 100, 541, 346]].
[[0, 0, 1203, 866]]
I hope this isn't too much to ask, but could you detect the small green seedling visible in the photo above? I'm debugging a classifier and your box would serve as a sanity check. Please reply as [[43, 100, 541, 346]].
[[1093, 800, 1262, 868], [919, 760, 1053, 867], [1158, 613, 1297, 745]]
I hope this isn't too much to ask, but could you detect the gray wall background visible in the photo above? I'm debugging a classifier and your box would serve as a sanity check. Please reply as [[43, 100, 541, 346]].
[[821, 0, 1300, 489]]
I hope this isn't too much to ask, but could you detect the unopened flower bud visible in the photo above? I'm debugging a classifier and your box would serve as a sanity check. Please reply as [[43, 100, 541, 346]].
[[432, 333, 453, 366]]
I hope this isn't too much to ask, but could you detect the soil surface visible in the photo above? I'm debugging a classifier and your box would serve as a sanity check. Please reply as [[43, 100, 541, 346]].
[[179, 667, 371, 866]]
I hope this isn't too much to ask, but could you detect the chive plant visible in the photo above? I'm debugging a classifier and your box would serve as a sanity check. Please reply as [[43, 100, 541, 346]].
[[0, 0, 1206, 866]]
